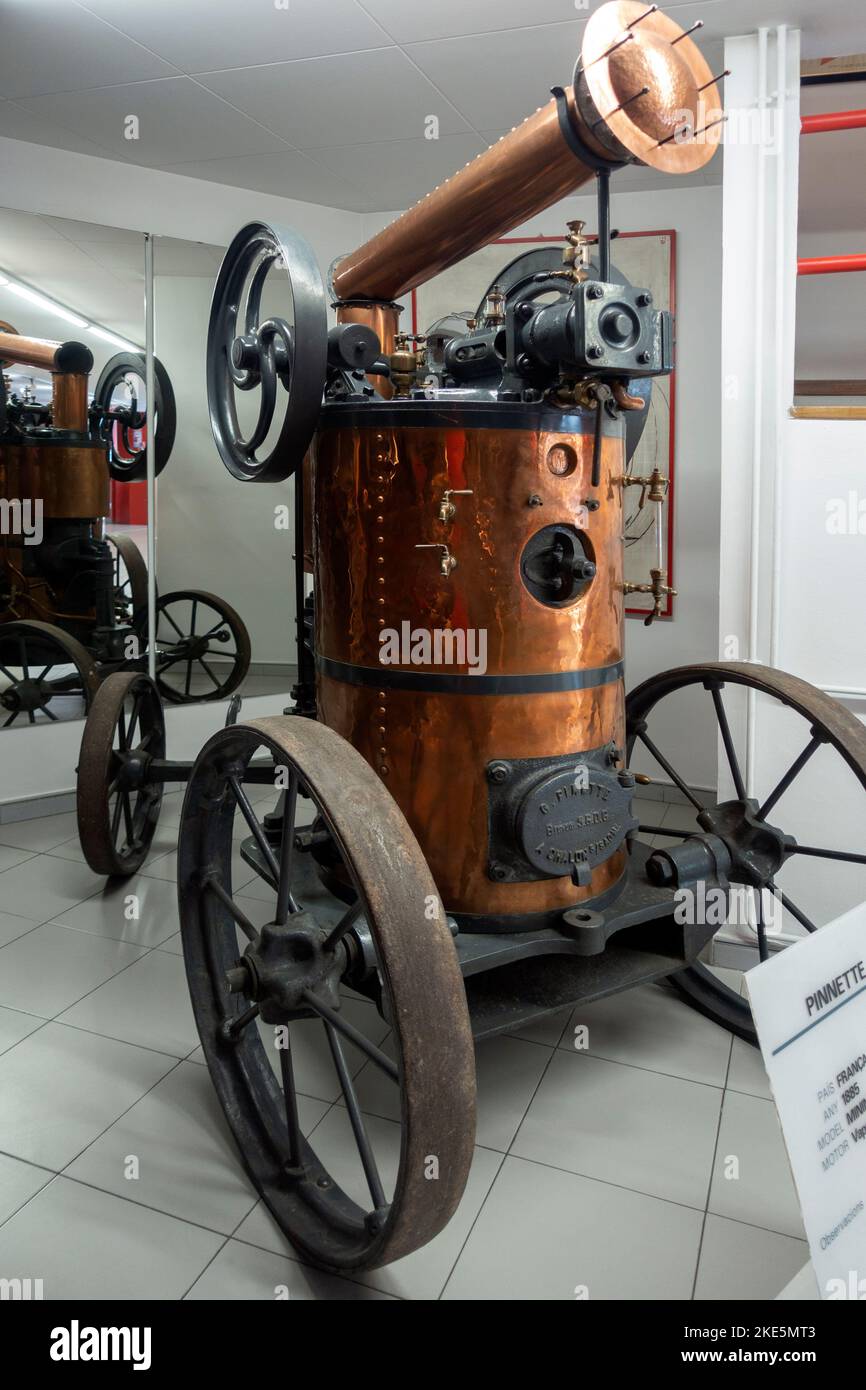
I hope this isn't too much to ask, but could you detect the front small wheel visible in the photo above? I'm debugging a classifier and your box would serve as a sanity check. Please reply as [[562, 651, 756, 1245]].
[[141, 590, 251, 703], [77, 672, 165, 875], [178, 716, 476, 1272]]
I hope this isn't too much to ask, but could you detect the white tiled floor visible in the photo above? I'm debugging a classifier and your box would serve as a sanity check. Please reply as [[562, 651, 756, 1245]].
[[0, 794, 808, 1300]]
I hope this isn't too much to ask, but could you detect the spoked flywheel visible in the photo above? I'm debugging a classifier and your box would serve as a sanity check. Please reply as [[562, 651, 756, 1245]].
[[90, 352, 176, 482], [0, 620, 99, 726], [626, 662, 866, 1043], [207, 220, 328, 482], [77, 672, 165, 876], [138, 590, 251, 703], [177, 716, 476, 1272]]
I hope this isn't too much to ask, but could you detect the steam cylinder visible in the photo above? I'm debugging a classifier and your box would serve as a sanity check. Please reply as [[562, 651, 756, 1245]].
[[313, 402, 628, 922]]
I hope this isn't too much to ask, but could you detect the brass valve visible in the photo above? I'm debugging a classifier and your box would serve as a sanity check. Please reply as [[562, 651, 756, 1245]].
[[623, 567, 677, 626], [414, 542, 457, 577], [619, 466, 670, 508], [389, 333, 427, 398], [563, 219, 593, 284], [438, 488, 473, 523]]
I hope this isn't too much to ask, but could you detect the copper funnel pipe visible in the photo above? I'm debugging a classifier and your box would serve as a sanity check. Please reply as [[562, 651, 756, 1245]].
[[332, 91, 605, 304], [331, 0, 720, 306], [0, 330, 93, 376]]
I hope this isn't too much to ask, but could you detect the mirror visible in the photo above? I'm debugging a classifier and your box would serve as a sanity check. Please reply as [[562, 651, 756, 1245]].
[[0, 208, 148, 732], [152, 235, 298, 707]]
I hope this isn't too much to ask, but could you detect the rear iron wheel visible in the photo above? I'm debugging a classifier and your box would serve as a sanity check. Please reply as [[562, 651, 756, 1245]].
[[177, 716, 476, 1272], [626, 662, 866, 1043]]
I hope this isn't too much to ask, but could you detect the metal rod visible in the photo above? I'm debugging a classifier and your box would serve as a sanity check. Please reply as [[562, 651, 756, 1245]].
[[274, 772, 298, 924], [228, 774, 281, 883], [798, 254, 866, 276], [671, 20, 703, 44], [791, 845, 866, 865], [596, 167, 611, 282], [586, 31, 635, 69], [693, 115, 727, 138], [698, 69, 730, 92], [627, 4, 658, 29], [707, 684, 748, 801], [593, 85, 649, 127], [202, 874, 260, 943], [636, 730, 706, 811], [655, 122, 691, 148], [278, 1034, 303, 1170]]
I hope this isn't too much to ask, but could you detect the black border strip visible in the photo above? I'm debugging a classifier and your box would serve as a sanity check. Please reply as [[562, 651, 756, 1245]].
[[317, 654, 624, 695]]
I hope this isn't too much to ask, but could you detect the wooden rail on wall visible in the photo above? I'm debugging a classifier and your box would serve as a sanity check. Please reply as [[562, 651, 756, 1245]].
[[790, 405, 866, 420]]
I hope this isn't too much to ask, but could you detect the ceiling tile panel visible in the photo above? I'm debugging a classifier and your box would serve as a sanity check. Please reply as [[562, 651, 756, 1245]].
[[406, 22, 586, 131], [0, 0, 178, 98], [14, 78, 288, 166], [360, 0, 587, 45], [162, 149, 371, 212], [309, 131, 488, 211], [78, 0, 392, 72], [196, 48, 473, 148]]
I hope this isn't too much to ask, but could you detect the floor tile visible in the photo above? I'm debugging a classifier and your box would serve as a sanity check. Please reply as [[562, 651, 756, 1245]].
[[345, 1032, 551, 1153], [0, 1004, 44, 1055], [49, 872, 180, 947], [442, 1155, 703, 1300], [512, 1050, 722, 1209], [694, 1214, 808, 1300], [709, 1090, 805, 1239], [0, 811, 79, 853], [58, 949, 199, 1057], [727, 1037, 772, 1100], [155, 932, 184, 955], [560, 981, 733, 1087], [0, 922, 147, 1018], [0, 845, 35, 872], [0, 1153, 53, 1224], [65, 1061, 259, 1234], [236, 1107, 503, 1300], [0, 1022, 174, 1168], [0, 910, 40, 948], [0, 856, 103, 924], [184, 1237, 393, 1300], [0, 1177, 223, 1300]]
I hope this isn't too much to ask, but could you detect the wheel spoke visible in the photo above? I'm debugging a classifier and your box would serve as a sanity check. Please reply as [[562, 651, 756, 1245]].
[[197, 656, 222, 690], [769, 881, 818, 934], [301, 990, 399, 1082], [754, 887, 768, 963], [277, 1031, 303, 1170], [758, 733, 822, 819], [161, 608, 187, 640], [707, 682, 747, 801], [274, 773, 299, 924], [323, 899, 363, 952], [110, 793, 124, 843], [184, 659, 193, 698], [228, 774, 281, 883], [226, 1001, 260, 1036], [791, 844, 866, 866], [324, 1022, 387, 1211], [202, 873, 260, 943], [121, 793, 134, 846], [635, 729, 705, 812]]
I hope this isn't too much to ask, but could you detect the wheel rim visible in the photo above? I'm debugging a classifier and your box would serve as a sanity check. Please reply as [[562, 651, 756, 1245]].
[[0, 621, 99, 726], [626, 662, 866, 1038], [177, 716, 476, 1272], [144, 590, 251, 703], [77, 672, 165, 875]]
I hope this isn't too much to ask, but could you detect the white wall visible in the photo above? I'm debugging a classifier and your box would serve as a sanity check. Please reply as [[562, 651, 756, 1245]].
[[362, 180, 724, 790]]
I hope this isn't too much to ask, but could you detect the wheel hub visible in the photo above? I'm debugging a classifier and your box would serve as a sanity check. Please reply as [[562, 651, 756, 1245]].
[[0, 677, 52, 714], [697, 798, 796, 887], [228, 911, 344, 1023]]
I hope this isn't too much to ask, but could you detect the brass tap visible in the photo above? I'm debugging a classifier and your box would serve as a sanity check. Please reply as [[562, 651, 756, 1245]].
[[438, 488, 473, 523], [623, 567, 677, 626]]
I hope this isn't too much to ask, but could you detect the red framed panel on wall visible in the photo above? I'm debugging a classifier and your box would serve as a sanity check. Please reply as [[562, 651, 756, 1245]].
[[410, 231, 677, 620]]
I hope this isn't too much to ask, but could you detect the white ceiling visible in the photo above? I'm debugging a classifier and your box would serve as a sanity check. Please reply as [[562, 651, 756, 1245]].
[[0, 0, 863, 213]]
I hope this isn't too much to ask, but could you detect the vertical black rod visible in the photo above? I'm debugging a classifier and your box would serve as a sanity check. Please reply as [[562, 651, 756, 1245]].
[[596, 168, 611, 283]]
